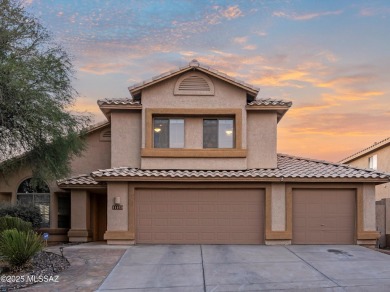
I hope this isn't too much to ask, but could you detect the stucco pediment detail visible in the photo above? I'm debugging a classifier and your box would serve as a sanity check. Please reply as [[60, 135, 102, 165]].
[[173, 71, 215, 96]]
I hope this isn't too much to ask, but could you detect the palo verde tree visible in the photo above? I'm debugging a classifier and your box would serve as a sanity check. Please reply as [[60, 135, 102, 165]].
[[0, 0, 90, 182]]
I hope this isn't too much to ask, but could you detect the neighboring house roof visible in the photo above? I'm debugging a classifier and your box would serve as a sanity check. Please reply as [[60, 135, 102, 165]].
[[128, 59, 260, 97], [58, 154, 390, 187], [340, 137, 390, 164]]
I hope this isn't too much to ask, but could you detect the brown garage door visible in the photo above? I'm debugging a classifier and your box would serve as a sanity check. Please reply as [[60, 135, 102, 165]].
[[136, 188, 264, 244], [293, 189, 356, 244]]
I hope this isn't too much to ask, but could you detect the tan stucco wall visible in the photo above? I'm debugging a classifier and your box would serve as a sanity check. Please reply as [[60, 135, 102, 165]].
[[185, 118, 204, 149], [363, 183, 376, 231], [247, 111, 277, 169], [140, 72, 251, 170], [70, 190, 90, 230], [345, 146, 390, 200], [107, 182, 128, 231], [141, 157, 247, 170], [111, 111, 141, 168], [70, 126, 111, 176], [271, 183, 286, 231]]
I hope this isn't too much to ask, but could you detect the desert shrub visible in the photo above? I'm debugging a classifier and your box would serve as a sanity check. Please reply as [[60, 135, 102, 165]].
[[0, 204, 42, 228], [0, 229, 43, 268], [0, 216, 32, 233]]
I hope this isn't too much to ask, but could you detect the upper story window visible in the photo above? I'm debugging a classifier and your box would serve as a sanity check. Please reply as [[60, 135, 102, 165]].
[[153, 118, 184, 148], [17, 178, 50, 228], [203, 119, 234, 148], [368, 154, 378, 170]]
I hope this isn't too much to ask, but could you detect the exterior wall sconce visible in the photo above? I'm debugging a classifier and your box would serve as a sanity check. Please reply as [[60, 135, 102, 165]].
[[112, 196, 123, 210]]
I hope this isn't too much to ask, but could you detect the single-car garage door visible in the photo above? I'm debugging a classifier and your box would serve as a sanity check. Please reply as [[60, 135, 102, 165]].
[[293, 189, 356, 244], [136, 188, 264, 244]]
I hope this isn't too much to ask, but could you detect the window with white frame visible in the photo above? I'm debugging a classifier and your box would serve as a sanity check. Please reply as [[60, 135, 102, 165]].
[[368, 154, 378, 170]]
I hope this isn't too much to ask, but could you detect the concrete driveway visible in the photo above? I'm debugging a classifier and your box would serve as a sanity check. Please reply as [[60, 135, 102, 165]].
[[98, 245, 390, 291]]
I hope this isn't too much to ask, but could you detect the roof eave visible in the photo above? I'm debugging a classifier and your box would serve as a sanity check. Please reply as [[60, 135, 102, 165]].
[[246, 105, 291, 123], [98, 104, 143, 120], [91, 176, 389, 184], [128, 66, 259, 97]]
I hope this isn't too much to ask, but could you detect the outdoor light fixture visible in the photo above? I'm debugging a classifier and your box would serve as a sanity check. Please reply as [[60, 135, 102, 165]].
[[154, 127, 161, 133], [112, 196, 123, 210], [225, 130, 233, 136]]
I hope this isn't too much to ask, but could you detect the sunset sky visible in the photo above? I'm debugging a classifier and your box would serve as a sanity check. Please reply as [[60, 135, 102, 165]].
[[25, 0, 390, 162]]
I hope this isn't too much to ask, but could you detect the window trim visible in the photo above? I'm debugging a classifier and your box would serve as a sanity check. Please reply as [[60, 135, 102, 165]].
[[143, 108, 245, 158]]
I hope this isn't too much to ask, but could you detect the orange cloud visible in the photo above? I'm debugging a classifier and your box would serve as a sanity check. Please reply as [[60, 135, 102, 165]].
[[79, 63, 127, 75], [221, 5, 243, 19], [273, 10, 342, 21]]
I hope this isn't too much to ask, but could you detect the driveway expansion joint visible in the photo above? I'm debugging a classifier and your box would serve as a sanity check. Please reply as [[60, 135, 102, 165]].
[[200, 245, 206, 292], [284, 246, 341, 288]]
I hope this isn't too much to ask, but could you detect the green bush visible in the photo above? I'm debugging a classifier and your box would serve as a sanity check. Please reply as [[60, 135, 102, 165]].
[[0, 229, 43, 268], [0, 204, 42, 228], [0, 216, 32, 233]]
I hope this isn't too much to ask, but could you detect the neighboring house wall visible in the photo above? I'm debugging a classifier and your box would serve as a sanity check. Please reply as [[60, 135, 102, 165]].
[[345, 146, 390, 201]]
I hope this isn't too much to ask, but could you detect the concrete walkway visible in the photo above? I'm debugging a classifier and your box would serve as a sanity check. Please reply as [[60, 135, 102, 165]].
[[98, 245, 390, 291], [22, 242, 127, 292]]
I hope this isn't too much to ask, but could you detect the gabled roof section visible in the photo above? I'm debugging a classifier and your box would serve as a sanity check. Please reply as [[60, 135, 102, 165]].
[[128, 59, 260, 97], [340, 137, 390, 164], [247, 98, 292, 122], [86, 154, 389, 183], [97, 98, 142, 119]]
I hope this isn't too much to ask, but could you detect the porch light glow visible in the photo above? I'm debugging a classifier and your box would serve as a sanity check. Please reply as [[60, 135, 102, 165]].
[[225, 129, 233, 136], [154, 127, 161, 133]]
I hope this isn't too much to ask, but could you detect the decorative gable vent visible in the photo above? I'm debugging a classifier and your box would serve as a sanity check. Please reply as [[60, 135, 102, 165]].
[[100, 129, 111, 142], [174, 72, 214, 96]]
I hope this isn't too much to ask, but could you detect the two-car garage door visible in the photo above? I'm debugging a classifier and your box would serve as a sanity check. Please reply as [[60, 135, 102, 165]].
[[136, 189, 265, 244]]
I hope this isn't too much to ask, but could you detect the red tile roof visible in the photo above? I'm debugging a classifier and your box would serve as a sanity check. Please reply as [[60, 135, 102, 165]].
[[97, 98, 141, 106]]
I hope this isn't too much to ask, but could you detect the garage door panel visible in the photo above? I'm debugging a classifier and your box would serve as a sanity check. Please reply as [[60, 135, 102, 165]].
[[136, 189, 264, 244], [293, 189, 356, 244]]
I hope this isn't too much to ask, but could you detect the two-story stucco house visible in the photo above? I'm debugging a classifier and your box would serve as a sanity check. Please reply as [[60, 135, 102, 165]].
[[340, 138, 390, 201], [1, 60, 389, 246]]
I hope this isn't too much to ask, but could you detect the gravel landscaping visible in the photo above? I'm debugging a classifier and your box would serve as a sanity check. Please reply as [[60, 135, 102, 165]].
[[0, 251, 69, 290]]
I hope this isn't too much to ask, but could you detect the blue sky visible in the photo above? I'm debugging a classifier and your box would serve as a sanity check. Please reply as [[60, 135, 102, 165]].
[[25, 0, 390, 161]]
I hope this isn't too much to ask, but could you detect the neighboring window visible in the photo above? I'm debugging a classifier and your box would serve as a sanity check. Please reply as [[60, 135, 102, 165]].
[[17, 178, 50, 227], [153, 118, 184, 148], [369, 154, 378, 170], [58, 193, 71, 228], [203, 119, 234, 148]]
